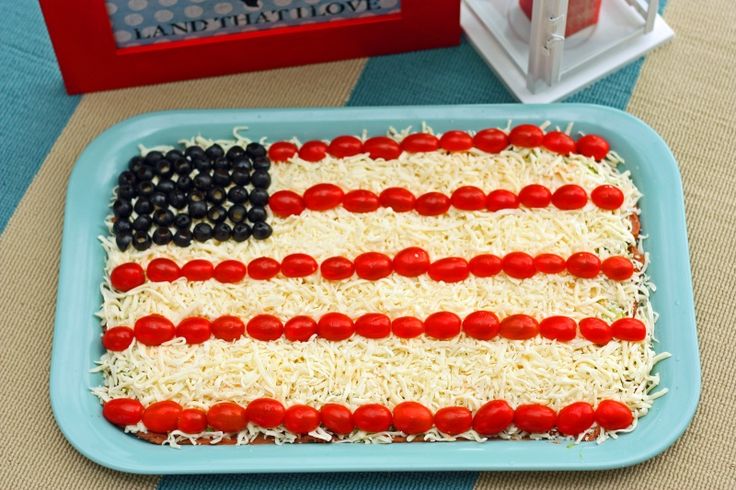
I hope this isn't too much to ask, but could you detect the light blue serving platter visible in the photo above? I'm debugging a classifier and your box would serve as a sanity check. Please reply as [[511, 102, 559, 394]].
[[51, 104, 700, 474]]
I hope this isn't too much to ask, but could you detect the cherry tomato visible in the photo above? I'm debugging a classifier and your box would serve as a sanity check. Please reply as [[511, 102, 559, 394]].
[[298, 140, 328, 162], [355, 313, 391, 339], [415, 192, 451, 216], [284, 405, 321, 434], [321, 256, 355, 280], [134, 314, 176, 346], [269, 190, 305, 217], [353, 404, 392, 432], [248, 257, 280, 280], [567, 252, 601, 278], [284, 315, 317, 342], [439, 130, 473, 151], [556, 402, 594, 436], [601, 256, 634, 281], [317, 312, 354, 341], [142, 400, 182, 433], [343, 189, 380, 213], [579, 317, 612, 345], [177, 408, 208, 434], [542, 131, 575, 155], [434, 407, 473, 435], [424, 311, 462, 340], [146, 258, 180, 282], [181, 259, 214, 281], [207, 402, 247, 432], [176, 317, 211, 344], [327, 135, 362, 158], [378, 187, 416, 212], [281, 253, 318, 278], [450, 186, 487, 211], [509, 125, 544, 148], [473, 128, 509, 153], [268, 141, 298, 162], [246, 398, 286, 429], [595, 400, 633, 430], [502, 252, 536, 279], [499, 314, 539, 340], [363, 136, 401, 160], [576, 135, 610, 161], [513, 404, 556, 433], [611, 318, 646, 341], [393, 247, 430, 277], [103, 398, 144, 426], [102, 326, 134, 351], [468, 254, 502, 277], [473, 400, 514, 435], [462, 311, 500, 340], [303, 183, 344, 211], [354, 252, 393, 280], [110, 263, 145, 291], [320, 403, 354, 434], [393, 401, 433, 435], [539, 316, 577, 342], [392, 316, 424, 339], [591, 185, 624, 210], [428, 257, 469, 283], [486, 190, 519, 211], [211, 315, 245, 341], [213, 260, 246, 283], [534, 253, 566, 274], [246, 314, 283, 341], [518, 184, 552, 208], [401, 133, 439, 153], [552, 185, 588, 210]]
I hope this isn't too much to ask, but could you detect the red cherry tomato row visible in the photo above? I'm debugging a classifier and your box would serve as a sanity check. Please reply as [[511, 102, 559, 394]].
[[269, 183, 624, 218], [266, 129, 610, 163], [103, 312, 647, 350], [103, 398, 633, 436]]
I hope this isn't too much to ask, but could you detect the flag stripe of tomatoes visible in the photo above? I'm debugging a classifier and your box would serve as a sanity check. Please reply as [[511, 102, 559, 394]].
[[281, 253, 318, 278], [246, 398, 286, 429], [143, 400, 182, 433], [392, 402, 434, 435], [439, 130, 473, 152], [283, 405, 321, 434], [428, 257, 470, 283], [268, 141, 297, 162], [353, 404, 392, 432], [513, 404, 557, 433], [363, 136, 401, 160], [327, 135, 362, 158], [401, 133, 439, 153], [134, 314, 176, 346], [102, 326, 135, 351], [283, 315, 317, 342], [146, 258, 180, 282], [298, 140, 328, 162], [246, 314, 283, 341], [343, 189, 380, 213], [211, 315, 245, 342], [269, 190, 305, 217], [354, 313, 392, 339]]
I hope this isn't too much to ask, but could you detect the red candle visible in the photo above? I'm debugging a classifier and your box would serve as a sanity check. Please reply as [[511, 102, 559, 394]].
[[519, 0, 602, 37]]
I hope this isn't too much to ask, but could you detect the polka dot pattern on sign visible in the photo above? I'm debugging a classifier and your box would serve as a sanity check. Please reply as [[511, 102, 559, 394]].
[[158, 0, 177, 6], [128, 0, 148, 11], [154, 9, 174, 22], [124, 13, 144, 26], [214, 3, 233, 14], [184, 5, 203, 18]]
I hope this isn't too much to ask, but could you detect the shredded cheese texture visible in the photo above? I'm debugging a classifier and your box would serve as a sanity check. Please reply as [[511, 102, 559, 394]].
[[93, 130, 666, 445]]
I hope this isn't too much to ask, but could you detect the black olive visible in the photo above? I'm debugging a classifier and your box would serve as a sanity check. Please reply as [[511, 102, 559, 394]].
[[112, 199, 132, 219], [174, 213, 192, 229], [252, 222, 272, 240], [188, 190, 206, 203], [253, 156, 271, 171], [173, 228, 192, 247], [128, 155, 144, 171], [193, 222, 213, 242], [212, 168, 230, 187], [247, 206, 267, 223], [207, 205, 227, 223], [193, 157, 212, 173], [189, 201, 208, 219], [227, 204, 246, 223], [118, 170, 137, 187], [132, 215, 152, 232], [152, 227, 173, 245], [168, 190, 187, 210], [232, 223, 251, 242], [137, 181, 155, 197], [194, 172, 213, 190], [156, 179, 176, 194], [174, 159, 192, 175], [176, 175, 193, 192], [153, 208, 174, 227], [155, 159, 173, 178], [249, 189, 269, 206], [116, 233, 132, 251], [207, 187, 226, 204], [231, 157, 252, 172], [226, 145, 246, 162], [246, 142, 267, 158], [251, 170, 271, 189], [150, 192, 168, 209], [213, 157, 229, 171], [117, 184, 137, 200], [113, 219, 132, 235], [165, 149, 184, 161], [213, 222, 231, 241], [135, 165, 154, 182], [231, 170, 250, 186], [185, 145, 205, 160], [144, 151, 164, 166], [227, 186, 248, 204], [206, 144, 224, 160], [134, 198, 153, 215], [132, 231, 152, 251]]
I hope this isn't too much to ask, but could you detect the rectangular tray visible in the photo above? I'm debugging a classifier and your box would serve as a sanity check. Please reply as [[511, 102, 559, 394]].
[[51, 104, 700, 474]]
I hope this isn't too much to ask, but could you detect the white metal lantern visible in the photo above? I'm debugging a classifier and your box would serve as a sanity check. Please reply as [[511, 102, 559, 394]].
[[462, 0, 674, 103]]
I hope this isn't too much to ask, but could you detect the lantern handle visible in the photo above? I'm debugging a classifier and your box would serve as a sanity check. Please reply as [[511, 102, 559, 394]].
[[526, 0, 569, 92]]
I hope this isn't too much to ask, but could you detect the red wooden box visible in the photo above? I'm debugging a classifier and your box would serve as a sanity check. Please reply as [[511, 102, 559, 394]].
[[519, 0, 602, 37], [39, 0, 461, 94]]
